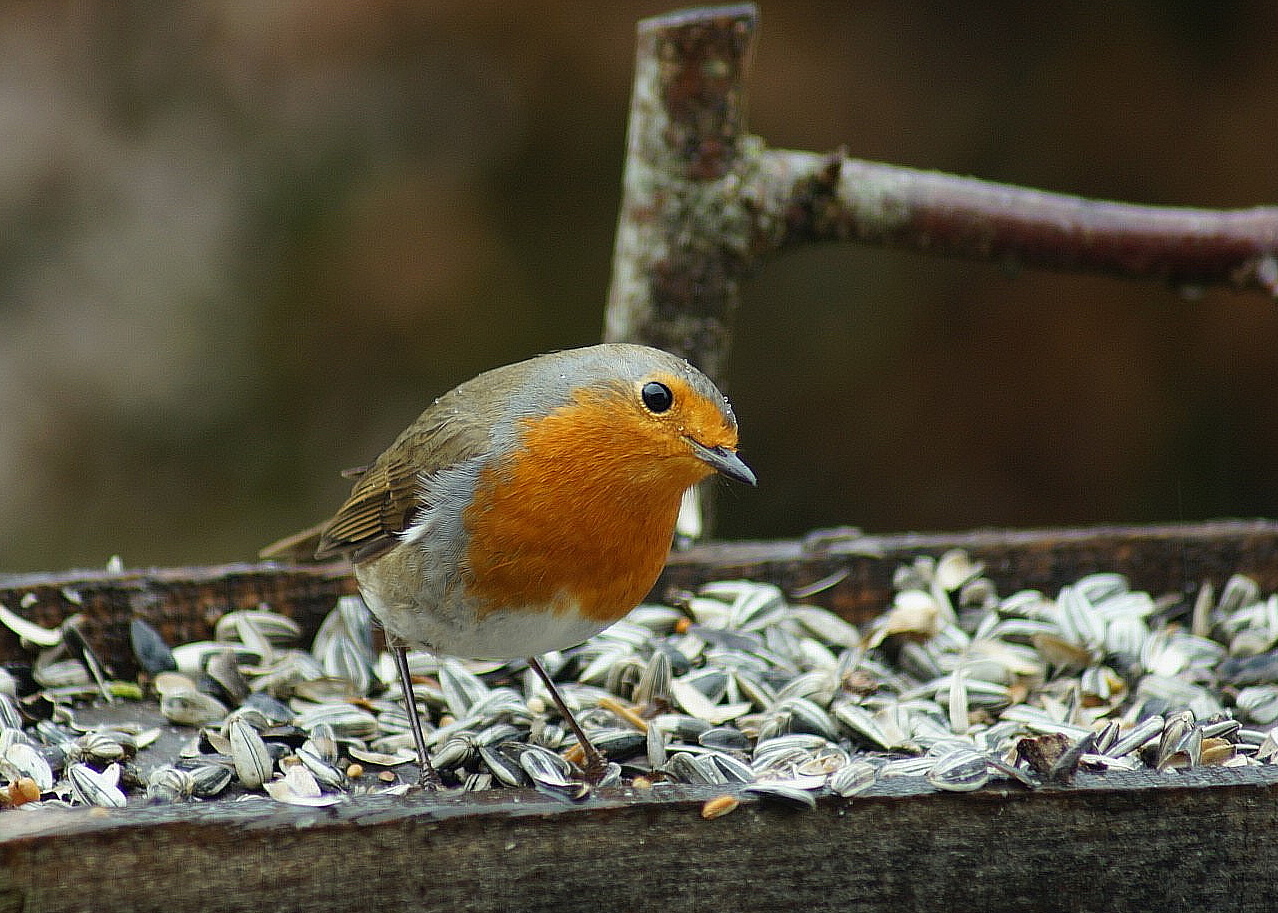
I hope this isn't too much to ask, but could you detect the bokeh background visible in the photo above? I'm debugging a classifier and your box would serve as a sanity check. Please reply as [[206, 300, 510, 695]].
[[2, 2, 1277, 572]]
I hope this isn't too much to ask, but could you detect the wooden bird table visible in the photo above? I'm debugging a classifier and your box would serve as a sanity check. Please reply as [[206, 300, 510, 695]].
[[3, 520, 1278, 913]]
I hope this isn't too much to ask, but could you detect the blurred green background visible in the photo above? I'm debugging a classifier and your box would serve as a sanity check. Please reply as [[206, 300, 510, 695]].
[[2, 2, 1277, 572]]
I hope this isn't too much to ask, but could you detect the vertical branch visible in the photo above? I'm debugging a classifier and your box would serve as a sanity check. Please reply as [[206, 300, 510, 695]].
[[604, 3, 759, 384]]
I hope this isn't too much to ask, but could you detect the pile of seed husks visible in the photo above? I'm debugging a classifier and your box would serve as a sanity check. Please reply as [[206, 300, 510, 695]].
[[3, 551, 1278, 811]]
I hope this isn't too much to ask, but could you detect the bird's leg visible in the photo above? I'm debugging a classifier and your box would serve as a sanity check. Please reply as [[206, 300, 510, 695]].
[[527, 655, 610, 784], [390, 638, 442, 789]]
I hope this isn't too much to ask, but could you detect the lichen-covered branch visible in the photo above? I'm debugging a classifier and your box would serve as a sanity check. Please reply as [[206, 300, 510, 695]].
[[751, 150, 1278, 296], [604, 4, 757, 383], [604, 2, 1278, 379]]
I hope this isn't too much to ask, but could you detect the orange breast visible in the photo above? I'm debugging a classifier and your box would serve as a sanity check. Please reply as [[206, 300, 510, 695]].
[[460, 388, 714, 622]]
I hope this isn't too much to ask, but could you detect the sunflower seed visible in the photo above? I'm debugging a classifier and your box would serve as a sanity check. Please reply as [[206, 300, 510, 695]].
[[228, 718, 272, 789], [146, 765, 194, 803], [925, 749, 989, 792], [828, 759, 878, 797], [69, 762, 127, 807], [297, 746, 347, 790], [743, 781, 817, 808]]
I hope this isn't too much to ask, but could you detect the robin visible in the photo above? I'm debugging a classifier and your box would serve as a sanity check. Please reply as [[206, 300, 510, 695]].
[[266, 343, 754, 785]]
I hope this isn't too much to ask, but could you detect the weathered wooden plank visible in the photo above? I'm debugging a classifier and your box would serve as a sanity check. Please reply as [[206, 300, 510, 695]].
[[3, 767, 1277, 913]]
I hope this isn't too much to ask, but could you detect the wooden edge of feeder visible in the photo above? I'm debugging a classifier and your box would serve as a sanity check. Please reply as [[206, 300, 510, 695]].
[[3, 518, 1278, 674], [3, 766, 1278, 913]]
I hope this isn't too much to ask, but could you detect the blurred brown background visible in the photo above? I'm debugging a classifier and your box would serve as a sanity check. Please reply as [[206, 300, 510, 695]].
[[2, 2, 1276, 572]]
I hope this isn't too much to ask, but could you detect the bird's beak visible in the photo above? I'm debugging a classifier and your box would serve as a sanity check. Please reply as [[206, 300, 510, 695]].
[[686, 439, 757, 486]]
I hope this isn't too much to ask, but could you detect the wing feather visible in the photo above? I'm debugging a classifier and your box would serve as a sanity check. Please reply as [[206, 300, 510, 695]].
[[312, 364, 523, 563]]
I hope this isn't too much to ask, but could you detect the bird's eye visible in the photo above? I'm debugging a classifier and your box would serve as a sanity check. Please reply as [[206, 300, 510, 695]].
[[641, 381, 674, 413]]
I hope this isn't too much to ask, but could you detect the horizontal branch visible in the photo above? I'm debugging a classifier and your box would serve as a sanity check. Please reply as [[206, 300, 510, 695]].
[[750, 149, 1278, 295]]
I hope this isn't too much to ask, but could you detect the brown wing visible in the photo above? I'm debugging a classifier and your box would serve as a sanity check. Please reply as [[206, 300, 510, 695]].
[[311, 362, 524, 564], [311, 415, 480, 562]]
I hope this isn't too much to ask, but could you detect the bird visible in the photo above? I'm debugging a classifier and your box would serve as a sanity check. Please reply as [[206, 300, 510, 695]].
[[266, 343, 755, 786]]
